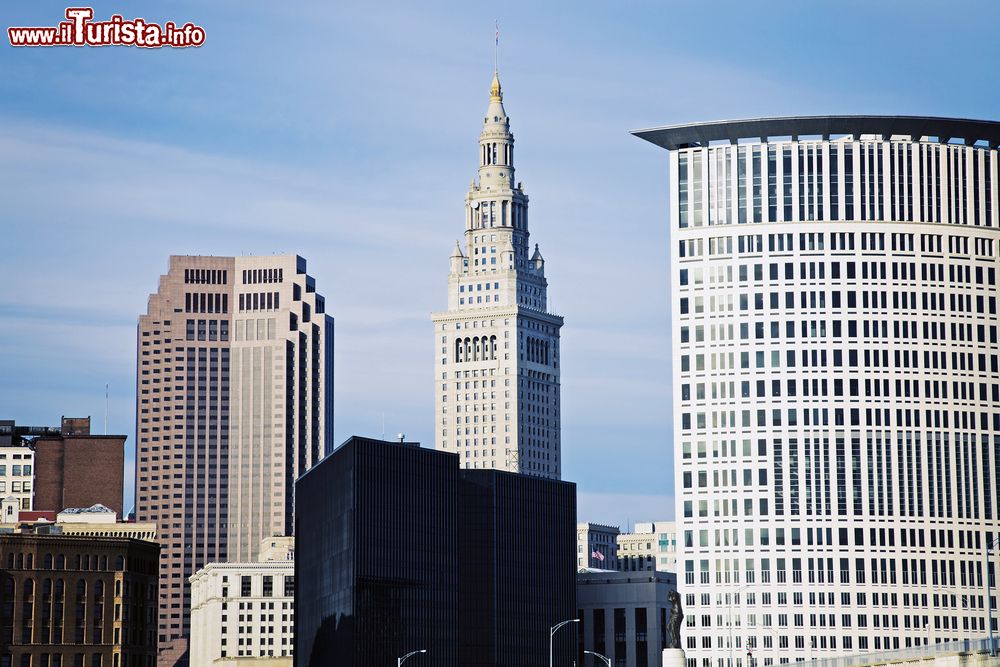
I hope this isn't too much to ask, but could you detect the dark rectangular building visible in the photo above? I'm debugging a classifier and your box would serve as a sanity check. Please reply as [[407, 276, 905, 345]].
[[295, 437, 459, 667], [458, 470, 577, 667], [0, 530, 160, 667], [295, 437, 577, 667]]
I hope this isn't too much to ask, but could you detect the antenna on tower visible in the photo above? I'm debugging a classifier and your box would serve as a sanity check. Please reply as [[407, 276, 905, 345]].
[[104, 383, 109, 435], [494, 20, 500, 73]]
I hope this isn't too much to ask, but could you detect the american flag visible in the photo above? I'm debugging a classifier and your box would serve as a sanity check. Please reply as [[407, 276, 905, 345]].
[[495, 22, 499, 45], [591, 549, 605, 562]]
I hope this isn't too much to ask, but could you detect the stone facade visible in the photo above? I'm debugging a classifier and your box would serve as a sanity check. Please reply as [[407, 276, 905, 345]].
[[0, 531, 160, 667], [576, 570, 677, 667], [135, 255, 333, 667], [188, 558, 295, 667], [617, 522, 678, 572], [578, 522, 621, 570], [432, 71, 564, 479]]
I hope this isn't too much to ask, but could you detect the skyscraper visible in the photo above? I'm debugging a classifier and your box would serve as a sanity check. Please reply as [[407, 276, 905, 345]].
[[431, 71, 564, 479], [634, 116, 1000, 665], [294, 436, 577, 667], [136, 254, 333, 667]]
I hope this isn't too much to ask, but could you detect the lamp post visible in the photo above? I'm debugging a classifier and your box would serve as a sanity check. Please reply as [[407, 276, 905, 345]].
[[550, 618, 579, 667], [987, 537, 1000, 656], [727, 583, 753, 667], [397, 649, 426, 667], [583, 650, 611, 667]]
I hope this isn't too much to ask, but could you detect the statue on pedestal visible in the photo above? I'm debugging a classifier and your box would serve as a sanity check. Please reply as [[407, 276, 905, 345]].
[[666, 590, 684, 649]]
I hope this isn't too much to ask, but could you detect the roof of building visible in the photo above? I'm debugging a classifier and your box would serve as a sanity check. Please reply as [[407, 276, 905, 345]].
[[60, 503, 114, 515], [577, 569, 676, 584], [632, 115, 1000, 150]]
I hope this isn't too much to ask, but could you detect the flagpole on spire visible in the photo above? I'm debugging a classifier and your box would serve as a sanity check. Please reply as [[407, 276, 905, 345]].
[[494, 20, 499, 73]]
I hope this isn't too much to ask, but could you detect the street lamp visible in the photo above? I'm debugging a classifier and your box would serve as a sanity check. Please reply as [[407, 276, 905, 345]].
[[987, 537, 1000, 656], [583, 650, 611, 667], [397, 649, 426, 667], [727, 583, 753, 667], [550, 618, 579, 667]]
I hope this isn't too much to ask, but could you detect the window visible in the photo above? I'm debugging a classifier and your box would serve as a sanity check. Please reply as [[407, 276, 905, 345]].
[[241, 576, 251, 597], [262, 576, 272, 597]]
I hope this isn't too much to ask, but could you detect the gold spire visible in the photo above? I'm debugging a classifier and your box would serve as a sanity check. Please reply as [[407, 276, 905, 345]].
[[490, 71, 502, 102]]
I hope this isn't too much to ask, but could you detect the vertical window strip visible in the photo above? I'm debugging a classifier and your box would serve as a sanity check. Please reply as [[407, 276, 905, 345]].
[[752, 145, 762, 223], [816, 144, 824, 222], [737, 146, 748, 225], [830, 144, 840, 221], [783, 146, 793, 222], [987, 149, 995, 227], [798, 145, 807, 222], [877, 143, 885, 221], [767, 146, 777, 222], [973, 148, 981, 227], [678, 152, 689, 229]]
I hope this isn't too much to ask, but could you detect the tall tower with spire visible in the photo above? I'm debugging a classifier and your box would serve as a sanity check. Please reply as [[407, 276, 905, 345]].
[[431, 70, 564, 479]]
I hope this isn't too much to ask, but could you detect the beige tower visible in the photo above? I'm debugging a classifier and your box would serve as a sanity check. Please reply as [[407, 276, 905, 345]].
[[431, 71, 564, 479], [136, 255, 333, 667]]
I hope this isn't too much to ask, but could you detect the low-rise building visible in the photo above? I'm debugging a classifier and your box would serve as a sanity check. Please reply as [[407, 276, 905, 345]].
[[0, 417, 126, 516], [0, 524, 160, 667], [616, 521, 677, 572], [189, 539, 296, 667], [56, 505, 157, 542], [576, 569, 677, 667], [0, 420, 36, 511], [577, 522, 620, 570]]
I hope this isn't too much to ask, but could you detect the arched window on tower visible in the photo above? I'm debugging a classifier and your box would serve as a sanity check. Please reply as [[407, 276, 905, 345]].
[[492, 143, 497, 164]]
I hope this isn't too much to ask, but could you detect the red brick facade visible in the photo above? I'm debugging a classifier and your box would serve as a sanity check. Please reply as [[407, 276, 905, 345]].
[[33, 436, 125, 517]]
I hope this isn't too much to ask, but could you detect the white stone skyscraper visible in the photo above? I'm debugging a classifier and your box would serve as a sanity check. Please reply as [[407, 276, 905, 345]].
[[432, 71, 564, 479]]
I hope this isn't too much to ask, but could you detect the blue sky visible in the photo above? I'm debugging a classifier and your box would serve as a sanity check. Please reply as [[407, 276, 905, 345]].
[[2, 1, 998, 527]]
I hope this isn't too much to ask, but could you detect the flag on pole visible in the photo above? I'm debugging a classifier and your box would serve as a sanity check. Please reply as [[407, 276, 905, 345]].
[[495, 21, 499, 45], [591, 549, 605, 562]]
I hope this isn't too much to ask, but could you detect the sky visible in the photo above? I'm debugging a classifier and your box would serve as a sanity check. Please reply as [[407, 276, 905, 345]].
[[2, 0, 999, 528]]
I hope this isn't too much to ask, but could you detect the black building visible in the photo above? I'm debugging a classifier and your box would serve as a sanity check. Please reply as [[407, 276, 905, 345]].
[[458, 470, 577, 667], [295, 436, 459, 667], [295, 437, 577, 667]]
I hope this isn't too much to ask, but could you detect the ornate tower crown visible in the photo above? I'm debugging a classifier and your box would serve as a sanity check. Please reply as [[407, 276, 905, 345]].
[[479, 70, 514, 191], [490, 71, 502, 101], [432, 62, 564, 481]]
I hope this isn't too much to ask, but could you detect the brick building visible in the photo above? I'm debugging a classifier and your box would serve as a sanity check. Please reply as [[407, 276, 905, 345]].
[[0, 529, 160, 667], [32, 417, 125, 517]]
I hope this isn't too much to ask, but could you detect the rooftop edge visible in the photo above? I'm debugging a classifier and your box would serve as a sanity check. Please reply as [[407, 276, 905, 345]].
[[631, 115, 1000, 150]]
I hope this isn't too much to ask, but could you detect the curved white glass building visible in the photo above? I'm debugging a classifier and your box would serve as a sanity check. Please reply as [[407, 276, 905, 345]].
[[634, 117, 1000, 667]]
